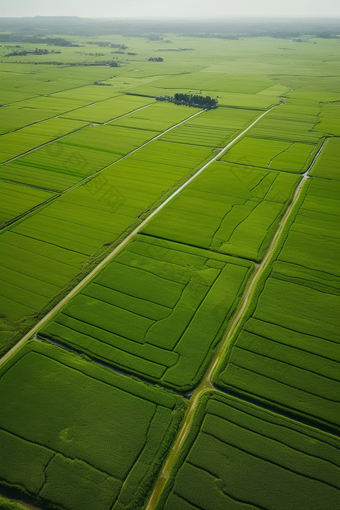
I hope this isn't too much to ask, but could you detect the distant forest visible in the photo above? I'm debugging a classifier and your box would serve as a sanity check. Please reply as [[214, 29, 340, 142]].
[[0, 17, 339, 40]]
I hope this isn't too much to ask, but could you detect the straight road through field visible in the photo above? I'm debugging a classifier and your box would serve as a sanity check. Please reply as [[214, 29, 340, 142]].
[[0, 104, 281, 368], [0, 106, 277, 365], [144, 125, 327, 510]]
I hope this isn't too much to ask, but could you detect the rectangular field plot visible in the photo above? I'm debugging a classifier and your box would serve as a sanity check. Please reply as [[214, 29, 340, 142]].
[[187, 107, 259, 132], [215, 178, 340, 431], [59, 123, 157, 158], [20, 117, 89, 138], [113, 101, 199, 132], [0, 105, 59, 134], [127, 140, 215, 171], [143, 162, 300, 261], [314, 103, 340, 136], [40, 236, 253, 391], [0, 181, 55, 226], [0, 118, 89, 163], [0, 123, 156, 192], [0, 141, 217, 341], [0, 142, 117, 192], [310, 137, 340, 180], [62, 94, 154, 124], [156, 392, 340, 510], [0, 132, 52, 164], [249, 105, 322, 144], [221, 136, 316, 173], [0, 231, 86, 325], [0, 340, 186, 510], [159, 123, 235, 148]]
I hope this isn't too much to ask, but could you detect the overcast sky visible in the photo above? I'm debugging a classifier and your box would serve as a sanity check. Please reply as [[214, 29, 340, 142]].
[[2, 0, 340, 18]]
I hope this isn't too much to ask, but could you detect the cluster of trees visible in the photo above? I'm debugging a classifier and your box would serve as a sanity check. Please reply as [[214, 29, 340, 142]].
[[148, 57, 164, 62], [5, 48, 61, 57], [87, 41, 128, 49], [0, 34, 77, 46], [171, 93, 218, 109]]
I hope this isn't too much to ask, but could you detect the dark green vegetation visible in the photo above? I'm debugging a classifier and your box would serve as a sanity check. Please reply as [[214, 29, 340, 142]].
[[158, 93, 218, 109], [0, 18, 339, 510], [156, 392, 340, 510], [40, 236, 253, 390], [215, 178, 340, 432], [0, 340, 186, 510]]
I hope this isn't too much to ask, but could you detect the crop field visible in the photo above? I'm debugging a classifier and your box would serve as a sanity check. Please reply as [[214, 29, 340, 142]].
[[159, 123, 235, 147], [0, 25, 339, 510], [156, 392, 340, 510], [0, 182, 55, 226], [0, 139, 217, 346], [143, 161, 300, 261], [111, 101, 200, 132], [0, 340, 186, 510], [315, 103, 340, 136], [0, 63, 117, 103], [310, 137, 340, 180], [62, 94, 155, 123], [39, 235, 253, 390], [248, 106, 322, 144], [0, 119, 90, 163], [215, 178, 340, 431], [0, 123, 166, 192], [220, 136, 317, 173]]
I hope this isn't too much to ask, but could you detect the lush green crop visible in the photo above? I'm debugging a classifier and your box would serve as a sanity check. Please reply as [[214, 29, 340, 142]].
[[315, 103, 340, 136], [62, 94, 155, 123], [160, 123, 235, 147], [114, 101, 199, 132], [0, 181, 55, 226], [310, 137, 340, 180], [40, 235, 253, 390], [143, 162, 300, 261], [215, 178, 340, 431], [156, 392, 340, 510], [248, 104, 322, 144], [221, 136, 317, 173], [0, 138, 216, 345], [0, 340, 186, 510]]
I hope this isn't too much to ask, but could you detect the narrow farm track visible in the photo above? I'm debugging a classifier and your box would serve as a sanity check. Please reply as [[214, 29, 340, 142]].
[[144, 133, 327, 510], [0, 105, 278, 367]]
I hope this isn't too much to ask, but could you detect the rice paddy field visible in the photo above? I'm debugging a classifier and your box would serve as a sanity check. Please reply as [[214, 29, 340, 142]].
[[0, 24, 339, 510]]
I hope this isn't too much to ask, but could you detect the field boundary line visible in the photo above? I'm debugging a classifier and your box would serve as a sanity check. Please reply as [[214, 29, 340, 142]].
[[144, 115, 328, 510], [61, 107, 207, 195], [0, 102, 155, 166], [0, 105, 278, 368]]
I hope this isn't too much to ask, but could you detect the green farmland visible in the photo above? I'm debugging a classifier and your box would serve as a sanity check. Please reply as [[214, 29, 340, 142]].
[[40, 235, 253, 390], [0, 18, 339, 510], [0, 340, 186, 510], [155, 392, 340, 510]]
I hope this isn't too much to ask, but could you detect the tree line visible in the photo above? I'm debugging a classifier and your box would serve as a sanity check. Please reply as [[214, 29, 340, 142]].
[[156, 93, 218, 109]]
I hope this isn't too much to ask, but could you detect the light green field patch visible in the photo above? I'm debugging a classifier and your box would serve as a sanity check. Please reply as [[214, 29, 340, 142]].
[[310, 137, 340, 180], [315, 103, 340, 135], [221, 136, 315, 173], [160, 123, 235, 147], [62, 94, 155, 123], [0, 181, 55, 226], [143, 162, 300, 261], [113, 101, 197, 132]]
